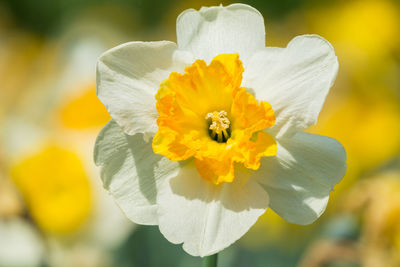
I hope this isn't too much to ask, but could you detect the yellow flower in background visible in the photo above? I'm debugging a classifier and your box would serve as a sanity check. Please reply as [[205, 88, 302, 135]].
[[11, 145, 92, 234], [308, 0, 400, 62], [60, 83, 110, 129], [95, 4, 346, 256]]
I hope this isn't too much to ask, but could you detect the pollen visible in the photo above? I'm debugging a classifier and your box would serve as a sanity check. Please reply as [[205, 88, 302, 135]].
[[206, 110, 231, 143]]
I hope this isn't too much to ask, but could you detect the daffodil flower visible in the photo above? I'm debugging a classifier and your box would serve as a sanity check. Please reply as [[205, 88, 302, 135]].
[[94, 3, 346, 257]]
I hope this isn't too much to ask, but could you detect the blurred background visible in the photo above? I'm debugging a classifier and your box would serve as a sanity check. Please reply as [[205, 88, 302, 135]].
[[0, 0, 399, 266]]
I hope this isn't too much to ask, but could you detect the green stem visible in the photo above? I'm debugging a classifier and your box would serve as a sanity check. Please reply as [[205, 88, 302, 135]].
[[202, 253, 218, 267]]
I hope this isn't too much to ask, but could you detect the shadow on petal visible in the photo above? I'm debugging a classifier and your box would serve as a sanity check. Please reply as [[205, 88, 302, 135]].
[[168, 162, 268, 212]]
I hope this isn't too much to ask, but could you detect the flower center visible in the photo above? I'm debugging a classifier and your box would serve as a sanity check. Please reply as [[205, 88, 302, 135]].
[[205, 110, 231, 143], [153, 53, 277, 184]]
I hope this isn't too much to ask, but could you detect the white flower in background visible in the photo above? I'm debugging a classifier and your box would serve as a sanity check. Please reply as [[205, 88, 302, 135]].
[[0, 218, 44, 267], [94, 4, 346, 257]]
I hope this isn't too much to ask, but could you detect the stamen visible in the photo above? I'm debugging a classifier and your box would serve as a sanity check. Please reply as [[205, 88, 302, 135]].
[[205, 110, 231, 143]]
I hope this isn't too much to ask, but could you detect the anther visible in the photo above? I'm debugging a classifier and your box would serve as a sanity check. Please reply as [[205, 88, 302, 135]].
[[205, 110, 231, 143]]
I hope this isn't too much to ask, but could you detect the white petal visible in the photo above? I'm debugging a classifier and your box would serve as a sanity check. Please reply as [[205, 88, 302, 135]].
[[253, 132, 346, 225], [177, 4, 265, 64], [157, 163, 269, 257], [243, 35, 339, 138], [96, 41, 193, 136], [94, 120, 180, 225]]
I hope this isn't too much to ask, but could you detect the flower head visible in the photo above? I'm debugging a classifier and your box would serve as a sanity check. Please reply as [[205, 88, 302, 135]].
[[94, 3, 346, 256], [11, 145, 92, 234]]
